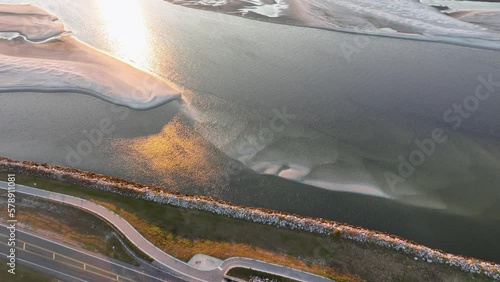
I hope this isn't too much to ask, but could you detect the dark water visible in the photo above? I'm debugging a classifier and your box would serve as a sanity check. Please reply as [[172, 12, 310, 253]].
[[1, 0, 500, 262]]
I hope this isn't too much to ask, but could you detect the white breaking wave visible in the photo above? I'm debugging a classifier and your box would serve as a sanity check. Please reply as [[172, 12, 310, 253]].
[[240, 0, 289, 18]]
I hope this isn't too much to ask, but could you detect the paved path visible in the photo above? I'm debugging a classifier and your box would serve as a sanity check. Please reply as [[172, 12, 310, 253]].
[[0, 181, 335, 282]]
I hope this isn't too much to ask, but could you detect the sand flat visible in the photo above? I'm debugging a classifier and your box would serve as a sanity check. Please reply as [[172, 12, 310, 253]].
[[0, 3, 64, 41], [0, 4, 180, 109]]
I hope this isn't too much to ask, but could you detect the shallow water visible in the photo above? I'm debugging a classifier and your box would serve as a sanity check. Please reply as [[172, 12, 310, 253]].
[[0, 0, 500, 262], [168, 0, 500, 50]]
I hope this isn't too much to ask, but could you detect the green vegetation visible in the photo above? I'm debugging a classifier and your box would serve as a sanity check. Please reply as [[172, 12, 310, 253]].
[[227, 268, 300, 282], [118, 234, 154, 263], [0, 190, 139, 266], [0, 259, 56, 282], [1, 172, 495, 282], [391, 273, 421, 282]]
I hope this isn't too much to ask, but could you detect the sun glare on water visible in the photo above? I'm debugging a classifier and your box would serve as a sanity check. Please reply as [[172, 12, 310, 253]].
[[97, 0, 153, 70]]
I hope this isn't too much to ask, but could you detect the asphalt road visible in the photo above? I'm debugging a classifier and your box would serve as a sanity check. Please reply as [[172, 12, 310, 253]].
[[0, 227, 183, 281], [0, 181, 335, 282]]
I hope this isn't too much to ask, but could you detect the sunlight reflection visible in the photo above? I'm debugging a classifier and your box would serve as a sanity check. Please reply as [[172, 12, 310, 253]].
[[97, 0, 152, 70], [110, 115, 230, 196]]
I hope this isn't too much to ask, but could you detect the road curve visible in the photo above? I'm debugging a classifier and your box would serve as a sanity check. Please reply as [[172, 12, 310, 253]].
[[0, 227, 183, 282], [0, 181, 334, 282]]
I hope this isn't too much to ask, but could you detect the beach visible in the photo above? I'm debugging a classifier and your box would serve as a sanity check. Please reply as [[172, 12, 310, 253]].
[[0, 0, 499, 262]]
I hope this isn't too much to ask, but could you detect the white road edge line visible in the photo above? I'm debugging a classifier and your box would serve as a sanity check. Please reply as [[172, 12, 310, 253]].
[[0, 225, 169, 282], [0, 181, 335, 282], [0, 182, 205, 282], [0, 251, 88, 282]]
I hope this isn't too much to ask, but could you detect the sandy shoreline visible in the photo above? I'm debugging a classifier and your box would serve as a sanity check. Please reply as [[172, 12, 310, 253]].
[[165, 0, 500, 51], [1, 0, 500, 264], [0, 4, 180, 110], [0, 3, 65, 41]]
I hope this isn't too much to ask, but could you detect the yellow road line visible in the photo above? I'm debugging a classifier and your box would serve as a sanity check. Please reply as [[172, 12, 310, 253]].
[[0, 240, 119, 281], [0, 237, 135, 282]]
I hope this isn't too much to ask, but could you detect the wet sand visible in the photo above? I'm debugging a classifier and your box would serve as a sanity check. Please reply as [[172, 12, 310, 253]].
[[0, 0, 500, 262], [0, 4, 180, 109]]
